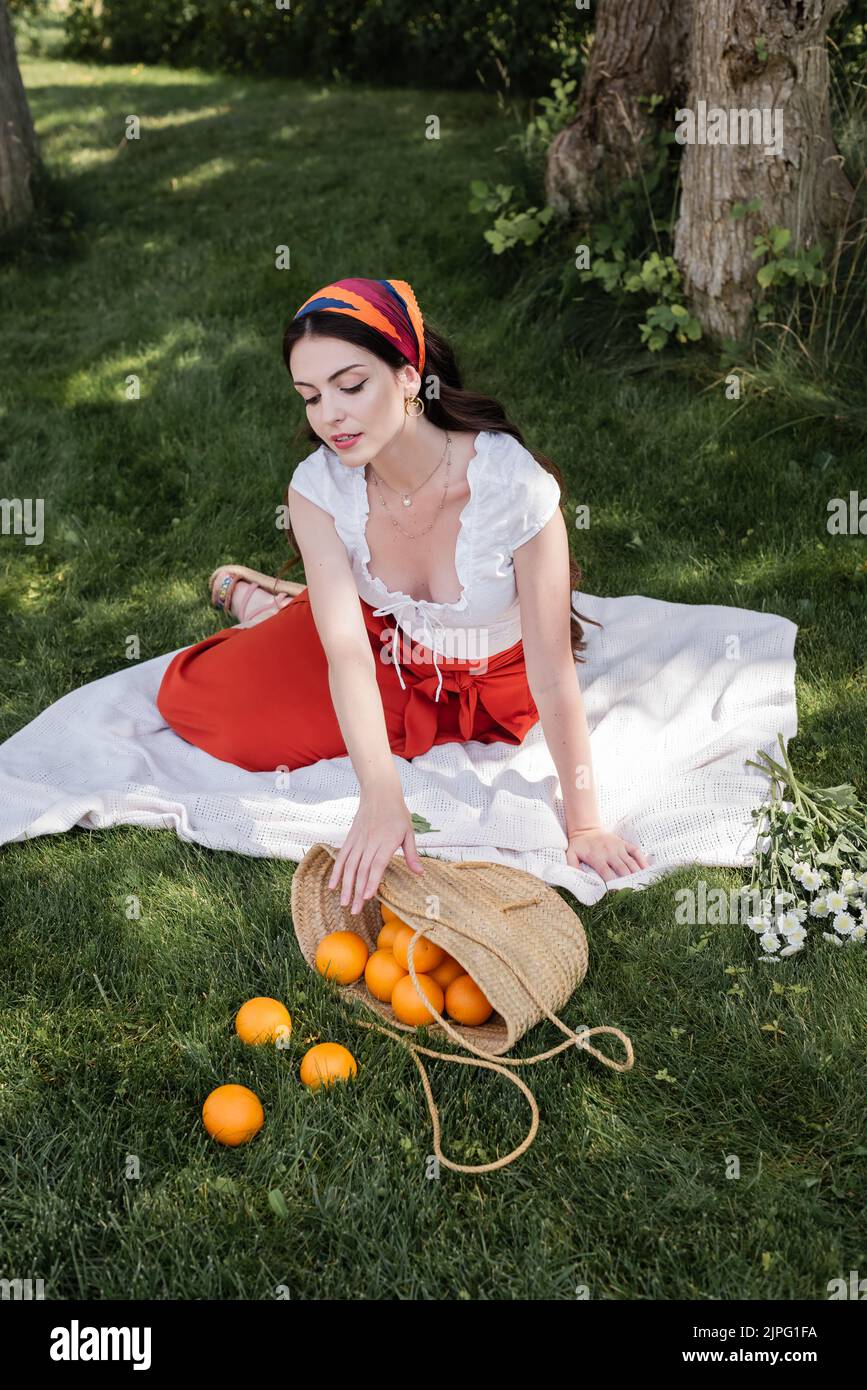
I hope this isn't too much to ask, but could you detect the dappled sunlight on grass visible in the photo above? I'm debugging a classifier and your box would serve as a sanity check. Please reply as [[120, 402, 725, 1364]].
[[158, 156, 237, 192]]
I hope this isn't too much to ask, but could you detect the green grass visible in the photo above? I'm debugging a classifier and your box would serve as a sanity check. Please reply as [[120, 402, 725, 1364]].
[[1, 14, 865, 1300]]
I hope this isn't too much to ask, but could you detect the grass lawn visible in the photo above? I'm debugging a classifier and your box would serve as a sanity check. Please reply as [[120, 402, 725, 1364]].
[[1, 14, 865, 1300]]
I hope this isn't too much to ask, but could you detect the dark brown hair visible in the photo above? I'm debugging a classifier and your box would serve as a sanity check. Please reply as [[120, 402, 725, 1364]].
[[277, 310, 602, 661]]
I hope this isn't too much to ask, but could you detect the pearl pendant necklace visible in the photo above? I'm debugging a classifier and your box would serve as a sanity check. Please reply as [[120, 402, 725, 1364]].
[[370, 431, 450, 508], [369, 434, 453, 539]]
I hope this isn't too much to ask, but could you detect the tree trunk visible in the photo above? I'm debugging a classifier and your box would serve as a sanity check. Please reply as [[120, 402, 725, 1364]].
[[0, 0, 43, 236], [546, 0, 692, 217], [673, 0, 854, 343]]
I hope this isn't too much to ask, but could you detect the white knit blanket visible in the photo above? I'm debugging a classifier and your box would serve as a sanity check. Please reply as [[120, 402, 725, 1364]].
[[0, 592, 797, 905]]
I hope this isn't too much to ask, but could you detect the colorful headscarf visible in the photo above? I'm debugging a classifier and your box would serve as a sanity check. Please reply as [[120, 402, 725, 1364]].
[[292, 277, 426, 378]]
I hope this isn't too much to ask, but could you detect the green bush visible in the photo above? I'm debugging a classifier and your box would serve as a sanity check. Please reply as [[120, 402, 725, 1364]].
[[60, 0, 590, 95]]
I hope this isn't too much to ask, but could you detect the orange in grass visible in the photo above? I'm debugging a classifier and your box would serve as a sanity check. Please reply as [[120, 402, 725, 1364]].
[[364, 948, 407, 1002], [300, 1042, 358, 1090], [445, 974, 494, 1026], [315, 930, 369, 984], [392, 924, 445, 974], [234, 996, 292, 1045], [430, 955, 464, 990], [202, 1084, 265, 1146], [391, 973, 444, 1026]]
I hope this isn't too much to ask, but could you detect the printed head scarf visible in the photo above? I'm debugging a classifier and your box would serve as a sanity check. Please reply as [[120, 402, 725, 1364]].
[[292, 277, 426, 378]]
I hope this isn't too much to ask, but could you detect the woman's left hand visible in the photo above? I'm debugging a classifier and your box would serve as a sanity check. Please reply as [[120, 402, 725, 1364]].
[[565, 826, 649, 882]]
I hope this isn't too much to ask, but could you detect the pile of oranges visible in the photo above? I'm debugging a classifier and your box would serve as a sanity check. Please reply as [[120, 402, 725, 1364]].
[[315, 902, 494, 1029], [201, 900, 495, 1149]]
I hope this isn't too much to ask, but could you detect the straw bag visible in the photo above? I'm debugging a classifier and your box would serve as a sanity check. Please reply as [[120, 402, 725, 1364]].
[[290, 842, 634, 1174]]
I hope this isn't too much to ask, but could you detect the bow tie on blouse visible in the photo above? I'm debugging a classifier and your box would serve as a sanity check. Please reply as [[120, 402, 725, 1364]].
[[371, 596, 448, 702]]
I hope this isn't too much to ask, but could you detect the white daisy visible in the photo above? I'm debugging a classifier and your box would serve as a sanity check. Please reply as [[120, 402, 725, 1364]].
[[832, 912, 857, 936], [760, 931, 781, 954], [849, 924, 866, 944], [809, 895, 830, 917], [780, 942, 805, 957], [782, 923, 807, 946], [777, 912, 803, 935], [825, 889, 849, 913], [800, 867, 823, 891], [747, 915, 771, 934], [822, 931, 845, 946]]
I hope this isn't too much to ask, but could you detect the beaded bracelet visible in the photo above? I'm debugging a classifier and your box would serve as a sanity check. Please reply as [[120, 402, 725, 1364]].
[[214, 575, 235, 609], [216, 574, 281, 609]]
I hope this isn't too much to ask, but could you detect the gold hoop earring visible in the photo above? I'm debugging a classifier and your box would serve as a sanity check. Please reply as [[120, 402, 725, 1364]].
[[404, 396, 424, 417]]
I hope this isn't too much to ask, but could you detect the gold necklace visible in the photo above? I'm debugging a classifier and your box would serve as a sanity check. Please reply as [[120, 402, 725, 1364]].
[[368, 431, 449, 508], [368, 433, 453, 539]]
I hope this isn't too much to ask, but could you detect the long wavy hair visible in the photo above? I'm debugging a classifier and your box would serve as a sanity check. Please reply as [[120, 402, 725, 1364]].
[[277, 311, 602, 661]]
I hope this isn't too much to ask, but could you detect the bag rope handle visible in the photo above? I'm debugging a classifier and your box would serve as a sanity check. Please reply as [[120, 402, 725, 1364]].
[[320, 845, 634, 1174], [349, 1013, 540, 1174], [343, 922, 634, 1175], [375, 883, 635, 1074]]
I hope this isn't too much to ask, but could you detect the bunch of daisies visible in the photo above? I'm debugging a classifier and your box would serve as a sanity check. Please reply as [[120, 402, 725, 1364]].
[[740, 733, 867, 960]]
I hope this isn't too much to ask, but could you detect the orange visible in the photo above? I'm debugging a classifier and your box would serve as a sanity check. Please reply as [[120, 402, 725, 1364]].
[[445, 974, 494, 1026], [380, 903, 404, 925], [315, 930, 369, 984], [430, 955, 464, 990], [202, 1084, 265, 1146], [391, 973, 444, 1027], [300, 1042, 358, 1090], [377, 921, 400, 952], [234, 996, 293, 1046], [364, 948, 407, 1002], [392, 924, 446, 974]]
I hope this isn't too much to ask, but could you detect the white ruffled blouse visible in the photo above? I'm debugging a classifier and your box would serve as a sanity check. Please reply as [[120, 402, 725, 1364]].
[[288, 429, 561, 701]]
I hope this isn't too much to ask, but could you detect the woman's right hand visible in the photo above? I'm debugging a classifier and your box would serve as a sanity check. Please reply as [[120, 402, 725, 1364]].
[[328, 785, 425, 915]]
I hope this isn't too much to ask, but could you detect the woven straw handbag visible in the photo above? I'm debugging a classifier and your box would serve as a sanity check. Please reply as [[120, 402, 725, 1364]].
[[290, 842, 634, 1174]]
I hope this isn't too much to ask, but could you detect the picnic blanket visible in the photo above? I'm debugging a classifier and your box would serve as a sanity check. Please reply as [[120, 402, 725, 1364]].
[[0, 591, 798, 904]]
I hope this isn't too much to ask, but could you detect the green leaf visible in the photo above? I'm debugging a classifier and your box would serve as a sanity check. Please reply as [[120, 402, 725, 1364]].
[[268, 1189, 289, 1219], [756, 263, 777, 289], [821, 785, 858, 808], [670, 304, 689, 319], [815, 845, 841, 866], [770, 227, 792, 253]]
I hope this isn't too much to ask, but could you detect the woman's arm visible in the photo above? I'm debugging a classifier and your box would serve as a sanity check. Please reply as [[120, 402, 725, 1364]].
[[513, 509, 648, 882], [287, 488, 424, 909]]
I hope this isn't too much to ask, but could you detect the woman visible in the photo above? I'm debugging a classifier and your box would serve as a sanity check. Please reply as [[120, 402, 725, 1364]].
[[156, 277, 648, 913]]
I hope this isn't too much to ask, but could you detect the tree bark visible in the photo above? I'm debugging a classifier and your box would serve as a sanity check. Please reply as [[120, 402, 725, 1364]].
[[673, 0, 854, 343], [0, 0, 43, 236], [546, 0, 692, 217]]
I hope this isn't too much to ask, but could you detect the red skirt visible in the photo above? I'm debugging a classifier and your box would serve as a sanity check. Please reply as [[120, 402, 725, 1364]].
[[156, 587, 540, 772]]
